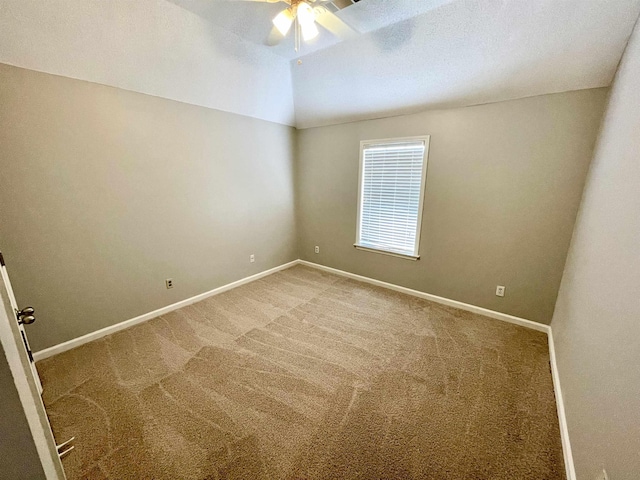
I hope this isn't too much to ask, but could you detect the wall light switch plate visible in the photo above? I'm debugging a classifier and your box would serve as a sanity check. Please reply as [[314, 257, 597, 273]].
[[315, 246, 320, 254], [250, 254, 255, 263], [496, 285, 505, 297]]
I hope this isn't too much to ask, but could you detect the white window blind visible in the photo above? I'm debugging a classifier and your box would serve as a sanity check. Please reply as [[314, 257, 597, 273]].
[[356, 138, 429, 258]]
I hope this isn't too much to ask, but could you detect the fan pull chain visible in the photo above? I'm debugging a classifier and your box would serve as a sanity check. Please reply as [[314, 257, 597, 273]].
[[295, 16, 300, 52]]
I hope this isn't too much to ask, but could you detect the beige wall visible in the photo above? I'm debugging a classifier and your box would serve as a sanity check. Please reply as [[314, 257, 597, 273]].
[[296, 89, 607, 324], [551, 22, 640, 480], [0, 64, 297, 351], [0, 61, 609, 355]]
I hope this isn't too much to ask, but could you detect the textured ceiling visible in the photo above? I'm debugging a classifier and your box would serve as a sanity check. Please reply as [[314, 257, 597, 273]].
[[1, 0, 639, 128], [169, 0, 640, 127], [292, 0, 640, 127]]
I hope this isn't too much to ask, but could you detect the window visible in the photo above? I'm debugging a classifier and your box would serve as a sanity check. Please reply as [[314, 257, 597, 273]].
[[355, 136, 430, 259]]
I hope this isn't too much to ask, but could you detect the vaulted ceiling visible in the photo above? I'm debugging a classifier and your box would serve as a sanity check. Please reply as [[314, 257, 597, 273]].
[[168, 0, 454, 60], [1, 0, 639, 128]]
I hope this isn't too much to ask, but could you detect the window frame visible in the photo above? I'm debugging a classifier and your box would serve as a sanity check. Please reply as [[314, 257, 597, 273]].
[[354, 135, 431, 260]]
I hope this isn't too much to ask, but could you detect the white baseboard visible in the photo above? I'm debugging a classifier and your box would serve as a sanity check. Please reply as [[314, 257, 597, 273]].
[[32, 257, 575, 479], [548, 329, 576, 480], [35, 258, 549, 360], [298, 260, 550, 334], [33, 260, 299, 361]]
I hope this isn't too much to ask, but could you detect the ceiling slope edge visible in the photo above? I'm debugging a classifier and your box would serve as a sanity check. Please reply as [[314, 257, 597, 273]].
[[293, 85, 613, 130]]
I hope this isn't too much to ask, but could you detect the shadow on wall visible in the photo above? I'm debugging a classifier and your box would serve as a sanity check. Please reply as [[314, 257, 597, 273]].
[[372, 17, 416, 52]]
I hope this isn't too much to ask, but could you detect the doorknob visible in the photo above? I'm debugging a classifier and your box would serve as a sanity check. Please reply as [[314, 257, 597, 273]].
[[19, 315, 36, 325], [17, 307, 36, 325], [18, 306, 35, 316]]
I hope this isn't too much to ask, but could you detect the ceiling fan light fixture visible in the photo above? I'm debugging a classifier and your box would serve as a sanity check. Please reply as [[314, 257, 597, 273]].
[[300, 19, 319, 41], [296, 1, 318, 41], [273, 8, 294, 36], [296, 2, 314, 26]]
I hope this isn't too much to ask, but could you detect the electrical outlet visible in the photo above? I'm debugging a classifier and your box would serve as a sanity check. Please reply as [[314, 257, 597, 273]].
[[250, 254, 255, 263], [595, 469, 609, 480], [314, 246, 320, 254], [165, 278, 173, 289], [496, 285, 505, 297]]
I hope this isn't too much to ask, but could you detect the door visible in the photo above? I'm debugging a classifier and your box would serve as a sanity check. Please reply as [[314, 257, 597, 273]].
[[0, 251, 43, 394]]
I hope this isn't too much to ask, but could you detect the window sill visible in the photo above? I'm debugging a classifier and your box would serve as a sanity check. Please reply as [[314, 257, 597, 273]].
[[353, 244, 420, 261]]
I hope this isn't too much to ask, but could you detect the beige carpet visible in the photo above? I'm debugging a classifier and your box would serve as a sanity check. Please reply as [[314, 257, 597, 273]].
[[37, 265, 565, 479]]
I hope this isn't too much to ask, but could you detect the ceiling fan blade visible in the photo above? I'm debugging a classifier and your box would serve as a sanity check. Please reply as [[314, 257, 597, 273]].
[[313, 7, 358, 40], [266, 25, 286, 46]]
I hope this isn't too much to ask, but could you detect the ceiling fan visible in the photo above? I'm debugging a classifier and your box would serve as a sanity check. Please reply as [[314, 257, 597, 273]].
[[235, 0, 359, 51]]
